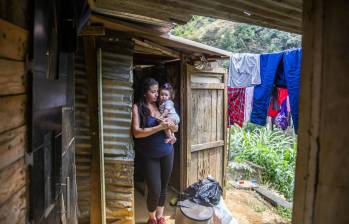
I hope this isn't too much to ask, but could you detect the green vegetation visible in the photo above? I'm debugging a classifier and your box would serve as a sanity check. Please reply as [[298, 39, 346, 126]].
[[275, 206, 293, 222], [171, 16, 301, 53], [229, 124, 297, 201]]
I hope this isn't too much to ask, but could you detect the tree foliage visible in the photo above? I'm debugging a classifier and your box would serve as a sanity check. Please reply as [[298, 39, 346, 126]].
[[171, 16, 302, 53]]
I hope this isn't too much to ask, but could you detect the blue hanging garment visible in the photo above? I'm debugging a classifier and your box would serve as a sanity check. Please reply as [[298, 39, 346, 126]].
[[250, 52, 284, 126], [283, 49, 302, 133], [250, 49, 302, 133]]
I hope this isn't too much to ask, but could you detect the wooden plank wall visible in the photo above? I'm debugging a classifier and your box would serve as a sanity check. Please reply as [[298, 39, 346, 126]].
[[293, 0, 349, 224], [0, 18, 28, 223], [189, 88, 224, 186]]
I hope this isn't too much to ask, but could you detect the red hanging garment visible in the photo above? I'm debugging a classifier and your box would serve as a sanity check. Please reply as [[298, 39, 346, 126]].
[[227, 87, 246, 127], [268, 88, 288, 118]]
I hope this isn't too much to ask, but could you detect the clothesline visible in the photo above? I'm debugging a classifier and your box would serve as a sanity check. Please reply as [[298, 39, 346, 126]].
[[227, 48, 302, 133]]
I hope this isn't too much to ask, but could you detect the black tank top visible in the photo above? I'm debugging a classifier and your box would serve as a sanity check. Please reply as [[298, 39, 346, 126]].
[[134, 116, 173, 158]]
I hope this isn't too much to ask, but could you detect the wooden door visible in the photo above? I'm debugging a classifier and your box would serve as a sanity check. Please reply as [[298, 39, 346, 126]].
[[180, 63, 228, 191]]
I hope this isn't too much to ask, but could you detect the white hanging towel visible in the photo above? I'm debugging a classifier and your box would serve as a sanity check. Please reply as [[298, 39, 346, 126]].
[[228, 53, 261, 87], [244, 86, 254, 123]]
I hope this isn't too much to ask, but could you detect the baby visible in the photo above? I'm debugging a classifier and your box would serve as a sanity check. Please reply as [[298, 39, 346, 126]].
[[158, 83, 180, 143]]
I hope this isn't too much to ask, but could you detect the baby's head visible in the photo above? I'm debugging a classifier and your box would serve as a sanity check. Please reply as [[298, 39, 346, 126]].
[[159, 83, 174, 103]]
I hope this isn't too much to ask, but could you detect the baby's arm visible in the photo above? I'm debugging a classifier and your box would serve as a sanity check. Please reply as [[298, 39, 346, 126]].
[[160, 108, 170, 118]]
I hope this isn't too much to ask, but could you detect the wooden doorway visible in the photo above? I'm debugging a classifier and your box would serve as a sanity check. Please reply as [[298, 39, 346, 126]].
[[180, 63, 228, 192]]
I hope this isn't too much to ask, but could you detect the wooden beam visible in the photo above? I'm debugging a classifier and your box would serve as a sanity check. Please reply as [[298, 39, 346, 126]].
[[79, 25, 106, 36], [179, 58, 191, 192], [222, 70, 228, 198], [90, 14, 164, 37], [255, 187, 293, 209], [294, 1, 349, 224], [191, 83, 225, 90], [83, 36, 105, 224], [96, 48, 106, 223], [91, 3, 172, 27], [0, 19, 28, 60], [133, 38, 180, 58], [191, 140, 224, 152]]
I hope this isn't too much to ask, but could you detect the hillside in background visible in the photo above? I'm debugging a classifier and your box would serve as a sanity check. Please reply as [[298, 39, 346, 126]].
[[171, 16, 302, 53]]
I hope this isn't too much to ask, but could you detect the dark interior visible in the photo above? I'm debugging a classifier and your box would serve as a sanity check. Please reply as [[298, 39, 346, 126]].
[[132, 55, 182, 194]]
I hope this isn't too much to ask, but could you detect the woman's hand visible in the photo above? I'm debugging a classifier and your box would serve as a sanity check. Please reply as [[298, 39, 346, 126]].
[[159, 119, 171, 130], [168, 121, 178, 132]]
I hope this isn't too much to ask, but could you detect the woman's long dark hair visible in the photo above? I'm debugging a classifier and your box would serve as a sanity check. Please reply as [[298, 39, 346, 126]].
[[137, 78, 159, 128]]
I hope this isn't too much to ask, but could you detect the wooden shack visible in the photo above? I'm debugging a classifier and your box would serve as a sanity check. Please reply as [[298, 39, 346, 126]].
[[2, 0, 349, 224], [74, 16, 231, 222]]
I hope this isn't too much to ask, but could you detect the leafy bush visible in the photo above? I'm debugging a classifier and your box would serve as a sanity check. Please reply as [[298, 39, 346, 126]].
[[230, 124, 297, 200]]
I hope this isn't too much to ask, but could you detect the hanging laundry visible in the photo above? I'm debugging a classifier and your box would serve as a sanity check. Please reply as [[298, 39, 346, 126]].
[[228, 53, 261, 87], [250, 49, 301, 133], [250, 52, 284, 126], [283, 49, 302, 133], [275, 100, 289, 130], [227, 87, 245, 127], [244, 86, 254, 123], [268, 88, 288, 118]]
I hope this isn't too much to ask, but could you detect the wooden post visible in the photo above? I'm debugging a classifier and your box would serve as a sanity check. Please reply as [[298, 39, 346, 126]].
[[179, 57, 192, 192], [222, 70, 228, 198], [83, 37, 105, 224], [293, 0, 349, 224]]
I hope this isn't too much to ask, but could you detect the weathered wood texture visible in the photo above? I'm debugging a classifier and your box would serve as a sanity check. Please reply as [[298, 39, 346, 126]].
[[0, 126, 26, 171], [0, 159, 26, 206], [0, 19, 28, 60], [180, 61, 191, 191], [187, 68, 226, 187], [0, 17, 28, 224], [293, 0, 349, 224], [0, 59, 26, 96], [84, 36, 105, 224], [0, 187, 26, 224], [0, 95, 26, 133]]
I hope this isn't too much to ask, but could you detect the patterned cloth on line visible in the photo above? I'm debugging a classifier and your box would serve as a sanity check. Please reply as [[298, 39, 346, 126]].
[[228, 87, 246, 127]]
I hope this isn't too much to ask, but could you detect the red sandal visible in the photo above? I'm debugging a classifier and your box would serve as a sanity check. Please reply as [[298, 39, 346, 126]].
[[147, 218, 157, 224], [157, 217, 166, 224]]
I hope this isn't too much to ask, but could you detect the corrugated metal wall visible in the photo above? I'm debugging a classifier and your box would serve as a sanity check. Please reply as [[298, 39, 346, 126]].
[[74, 37, 135, 223], [100, 43, 135, 223], [101, 51, 134, 158], [74, 49, 92, 223]]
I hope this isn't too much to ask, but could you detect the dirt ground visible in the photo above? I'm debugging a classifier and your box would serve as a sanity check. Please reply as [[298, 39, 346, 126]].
[[135, 187, 289, 224], [225, 188, 290, 224]]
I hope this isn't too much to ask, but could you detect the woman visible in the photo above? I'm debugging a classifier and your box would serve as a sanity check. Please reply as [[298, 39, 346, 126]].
[[132, 78, 178, 224]]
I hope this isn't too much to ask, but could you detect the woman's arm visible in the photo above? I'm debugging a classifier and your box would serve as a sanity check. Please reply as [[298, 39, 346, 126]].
[[132, 104, 168, 138]]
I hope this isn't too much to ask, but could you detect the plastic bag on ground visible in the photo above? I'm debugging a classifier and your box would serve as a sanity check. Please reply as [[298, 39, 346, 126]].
[[181, 177, 223, 207], [212, 196, 238, 224]]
